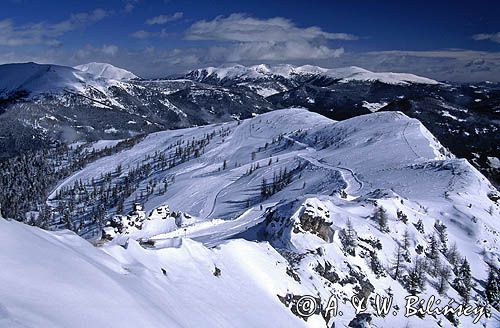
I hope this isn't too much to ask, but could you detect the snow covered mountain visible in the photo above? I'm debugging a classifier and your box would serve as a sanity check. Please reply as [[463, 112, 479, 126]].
[[0, 62, 497, 187], [187, 64, 440, 85], [2, 108, 499, 327], [186, 64, 499, 187], [186, 64, 439, 97], [0, 62, 110, 98], [0, 62, 273, 159], [0, 62, 136, 100], [75, 62, 139, 80]]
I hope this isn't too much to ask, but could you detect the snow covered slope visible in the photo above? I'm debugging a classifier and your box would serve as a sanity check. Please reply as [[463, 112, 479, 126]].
[[3, 108, 500, 327], [41, 108, 499, 325], [0, 62, 88, 97], [0, 219, 308, 328], [0, 62, 124, 98], [75, 62, 139, 80], [187, 64, 439, 87], [0, 62, 273, 159], [50, 108, 482, 225]]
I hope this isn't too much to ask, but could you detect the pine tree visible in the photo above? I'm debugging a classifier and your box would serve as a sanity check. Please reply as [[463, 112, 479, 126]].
[[446, 243, 461, 269], [373, 206, 389, 232], [405, 257, 427, 294], [414, 218, 425, 234], [453, 258, 472, 303], [340, 219, 357, 256], [370, 251, 385, 278], [426, 234, 440, 260], [485, 266, 500, 310], [340, 190, 347, 199], [116, 198, 124, 214], [437, 265, 451, 295], [402, 229, 412, 262], [392, 243, 404, 280], [396, 209, 408, 224], [434, 221, 448, 252], [260, 178, 268, 198]]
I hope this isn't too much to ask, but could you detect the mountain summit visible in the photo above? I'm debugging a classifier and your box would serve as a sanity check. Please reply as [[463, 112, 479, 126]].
[[74, 62, 139, 80], [186, 64, 439, 86]]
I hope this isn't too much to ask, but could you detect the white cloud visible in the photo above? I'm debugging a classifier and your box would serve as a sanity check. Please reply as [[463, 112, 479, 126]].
[[101, 44, 119, 56], [337, 49, 500, 82], [0, 9, 109, 46], [472, 32, 500, 44], [186, 13, 357, 42], [184, 14, 354, 62], [124, 3, 135, 13], [208, 42, 344, 62], [146, 12, 183, 25], [123, 0, 139, 13], [130, 30, 152, 39], [130, 29, 172, 39]]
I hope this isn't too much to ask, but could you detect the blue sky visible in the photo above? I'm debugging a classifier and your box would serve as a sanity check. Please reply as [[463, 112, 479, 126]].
[[1, 0, 500, 80]]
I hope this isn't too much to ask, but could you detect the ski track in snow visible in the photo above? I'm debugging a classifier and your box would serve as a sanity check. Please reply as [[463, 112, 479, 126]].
[[283, 134, 364, 195], [298, 153, 364, 195], [402, 121, 423, 159]]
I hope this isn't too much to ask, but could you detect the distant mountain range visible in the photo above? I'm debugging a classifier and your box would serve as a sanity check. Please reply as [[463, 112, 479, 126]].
[[1, 62, 499, 328], [0, 62, 497, 186]]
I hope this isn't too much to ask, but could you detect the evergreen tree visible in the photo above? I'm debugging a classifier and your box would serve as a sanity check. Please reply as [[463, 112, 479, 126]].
[[369, 251, 385, 278], [485, 266, 500, 310], [446, 243, 461, 270], [116, 198, 124, 214], [437, 265, 451, 295], [392, 243, 404, 280], [405, 257, 427, 294], [373, 206, 389, 232], [453, 258, 472, 303], [414, 218, 425, 234], [402, 229, 412, 262], [396, 209, 408, 224], [426, 234, 440, 260], [434, 221, 448, 252], [260, 178, 268, 198], [339, 219, 357, 256]]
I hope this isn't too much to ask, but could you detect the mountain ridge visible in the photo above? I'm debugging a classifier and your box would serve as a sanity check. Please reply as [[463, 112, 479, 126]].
[[74, 62, 139, 80], [1, 107, 498, 327], [186, 63, 440, 88]]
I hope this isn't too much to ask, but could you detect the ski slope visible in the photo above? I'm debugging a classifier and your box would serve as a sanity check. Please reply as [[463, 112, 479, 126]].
[[4, 107, 499, 327]]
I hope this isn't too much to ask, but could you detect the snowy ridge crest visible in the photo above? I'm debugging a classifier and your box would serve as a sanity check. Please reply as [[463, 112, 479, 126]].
[[188, 63, 440, 85]]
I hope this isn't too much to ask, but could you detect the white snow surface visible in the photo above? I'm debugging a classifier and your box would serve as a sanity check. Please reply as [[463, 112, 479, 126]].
[[75, 62, 139, 80], [0, 62, 127, 99], [0, 219, 307, 328], [3, 108, 500, 327], [361, 100, 389, 112], [191, 64, 440, 85]]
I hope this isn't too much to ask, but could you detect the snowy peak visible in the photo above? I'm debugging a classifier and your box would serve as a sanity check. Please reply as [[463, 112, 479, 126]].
[[187, 64, 439, 85], [0, 62, 132, 99], [0, 62, 90, 97], [74, 62, 139, 80]]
